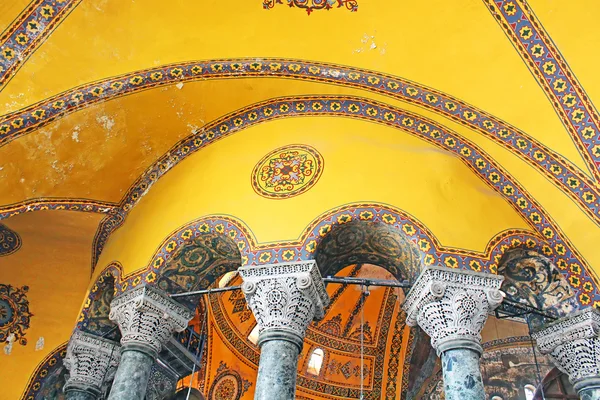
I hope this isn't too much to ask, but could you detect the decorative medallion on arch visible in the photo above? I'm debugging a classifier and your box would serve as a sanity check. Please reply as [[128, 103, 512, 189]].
[[208, 361, 252, 400], [0, 224, 21, 257], [0, 283, 32, 346], [262, 0, 358, 15], [251, 144, 324, 199], [314, 220, 422, 283]]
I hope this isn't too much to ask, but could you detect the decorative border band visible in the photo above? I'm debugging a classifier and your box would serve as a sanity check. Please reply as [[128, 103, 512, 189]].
[[0, 0, 80, 90], [484, 0, 600, 181], [0, 198, 118, 220], [20, 342, 67, 400]]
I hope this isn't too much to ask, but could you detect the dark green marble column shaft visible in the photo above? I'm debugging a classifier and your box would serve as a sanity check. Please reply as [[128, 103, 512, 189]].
[[440, 348, 485, 400], [580, 388, 600, 400], [65, 389, 97, 400], [255, 339, 300, 400], [106, 349, 155, 400]]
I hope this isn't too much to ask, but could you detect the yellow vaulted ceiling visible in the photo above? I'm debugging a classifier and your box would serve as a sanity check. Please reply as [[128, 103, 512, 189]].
[[0, 0, 590, 172], [0, 0, 31, 34], [3, 1, 600, 398], [0, 0, 598, 300]]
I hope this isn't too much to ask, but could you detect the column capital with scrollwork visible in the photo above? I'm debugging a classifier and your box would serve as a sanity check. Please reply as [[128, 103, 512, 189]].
[[63, 329, 121, 397], [532, 307, 600, 395], [402, 266, 505, 356], [238, 260, 330, 350], [109, 284, 194, 358]]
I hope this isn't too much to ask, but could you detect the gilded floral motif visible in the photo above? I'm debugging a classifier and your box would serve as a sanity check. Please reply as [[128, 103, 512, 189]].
[[252, 145, 324, 199]]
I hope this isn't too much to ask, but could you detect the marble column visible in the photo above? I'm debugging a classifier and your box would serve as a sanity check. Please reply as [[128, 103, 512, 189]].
[[239, 261, 329, 400], [532, 307, 600, 400], [107, 284, 194, 400], [402, 266, 505, 400], [63, 330, 121, 400]]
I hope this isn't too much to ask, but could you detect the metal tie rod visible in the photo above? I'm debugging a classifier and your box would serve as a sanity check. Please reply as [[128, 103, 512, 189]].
[[170, 277, 412, 299], [499, 298, 557, 320], [170, 285, 242, 298], [323, 276, 412, 288]]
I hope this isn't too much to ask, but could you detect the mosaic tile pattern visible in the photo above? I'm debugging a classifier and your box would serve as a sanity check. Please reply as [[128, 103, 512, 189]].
[[0, 198, 118, 220], [20, 343, 68, 400], [208, 286, 401, 399], [484, 0, 600, 181], [83, 207, 584, 334], [208, 361, 252, 400]]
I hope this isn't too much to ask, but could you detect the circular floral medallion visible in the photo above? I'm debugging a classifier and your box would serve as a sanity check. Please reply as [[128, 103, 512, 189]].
[[0, 284, 32, 345], [0, 224, 21, 256], [251, 144, 324, 199], [208, 361, 252, 400]]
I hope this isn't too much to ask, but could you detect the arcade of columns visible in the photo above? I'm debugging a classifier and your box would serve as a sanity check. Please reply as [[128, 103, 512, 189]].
[[62, 261, 600, 400]]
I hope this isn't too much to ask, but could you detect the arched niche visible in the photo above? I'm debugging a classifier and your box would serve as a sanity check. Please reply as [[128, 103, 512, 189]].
[[81, 271, 120, 339], [498, 248, 577, 328], [314, 220, 422, 284], [155, 232, 242, 309], [315, 220, 424, 396]]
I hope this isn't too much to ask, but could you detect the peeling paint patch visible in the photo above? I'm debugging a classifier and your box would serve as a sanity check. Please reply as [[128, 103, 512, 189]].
[[3, 334, 15, 355], [176, 82, 184, 90], [35, 337, 44, 351], [187, 123, 201, 134], [71, 126, 80, 142], [354, 33, 387, 55], [96, 115, 115, 131]]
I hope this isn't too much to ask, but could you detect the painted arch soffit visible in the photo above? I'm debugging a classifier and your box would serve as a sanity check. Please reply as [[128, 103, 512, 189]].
[[85, 204, 593, 328], [1, 59, 598, 230], [83, 95, 598, 299]]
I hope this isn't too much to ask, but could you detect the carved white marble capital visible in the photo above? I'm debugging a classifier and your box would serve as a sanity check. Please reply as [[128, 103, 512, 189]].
[[63, 330, 121, 395], [532, 307, 600, 392], [238, 261, 330, 348], [109, 284, 194, 357], [402, 266, 504, 355]]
